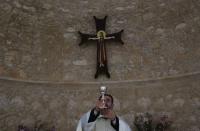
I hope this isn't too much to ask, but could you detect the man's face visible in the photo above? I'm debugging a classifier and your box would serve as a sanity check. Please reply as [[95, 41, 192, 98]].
[[99, 95, 113, 109]]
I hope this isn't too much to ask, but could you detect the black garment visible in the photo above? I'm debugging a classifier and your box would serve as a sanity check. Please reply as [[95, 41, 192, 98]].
[[88, 108, 119, 131]]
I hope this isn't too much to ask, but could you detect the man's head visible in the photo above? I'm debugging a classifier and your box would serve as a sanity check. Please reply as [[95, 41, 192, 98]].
[[98, 94, 114, 109]]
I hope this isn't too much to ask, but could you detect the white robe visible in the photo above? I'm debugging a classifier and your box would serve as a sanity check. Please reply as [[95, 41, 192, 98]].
[[76, 110, 132, 131]]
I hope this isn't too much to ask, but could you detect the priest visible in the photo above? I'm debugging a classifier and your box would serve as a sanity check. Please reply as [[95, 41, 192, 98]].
[[76, 94, 132, 131]]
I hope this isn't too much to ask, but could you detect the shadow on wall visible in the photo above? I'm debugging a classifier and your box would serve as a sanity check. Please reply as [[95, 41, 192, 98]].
[[17, 113, 172, 131], [18, 121, 55, 131], [134, 113, 172, 131]]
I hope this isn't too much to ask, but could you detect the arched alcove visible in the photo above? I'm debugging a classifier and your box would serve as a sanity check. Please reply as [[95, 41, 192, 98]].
[[0, 0, 200, 130]]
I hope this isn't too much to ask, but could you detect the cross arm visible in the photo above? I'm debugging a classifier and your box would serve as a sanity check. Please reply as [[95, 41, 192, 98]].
[[106, 29, 124, 44], [78, 31, 97, 46]]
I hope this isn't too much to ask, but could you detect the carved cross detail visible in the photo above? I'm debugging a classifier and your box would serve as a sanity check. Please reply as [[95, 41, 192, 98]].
[[78, 16, 124, 79]]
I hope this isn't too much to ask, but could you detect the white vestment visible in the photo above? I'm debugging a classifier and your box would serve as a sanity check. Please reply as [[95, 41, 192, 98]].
[[76, 110, 132, 131]]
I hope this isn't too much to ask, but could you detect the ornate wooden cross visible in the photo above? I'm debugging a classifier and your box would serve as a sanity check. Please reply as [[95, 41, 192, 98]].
[[78, 16, 124, 79]]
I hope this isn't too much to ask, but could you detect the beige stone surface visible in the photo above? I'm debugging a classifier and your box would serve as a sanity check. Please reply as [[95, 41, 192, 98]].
[[0, 0, 200, 82], [0, 73, 200, 131], [0, 0, 200, 130]]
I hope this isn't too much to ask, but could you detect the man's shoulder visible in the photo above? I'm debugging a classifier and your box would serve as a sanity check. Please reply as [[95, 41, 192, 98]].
[[118, 117, 127, 124], [80, 110, 92, 121], [118, 117, 132, 130]]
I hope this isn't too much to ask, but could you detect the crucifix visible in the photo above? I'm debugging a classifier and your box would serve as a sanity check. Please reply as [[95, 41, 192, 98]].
[[78, 16, 124, 79]]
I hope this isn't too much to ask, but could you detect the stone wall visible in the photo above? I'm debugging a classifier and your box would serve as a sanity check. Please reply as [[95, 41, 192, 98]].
[[0, 0, 200, 81], [0, 73, 200, 131], [0, 0, 200, 131]]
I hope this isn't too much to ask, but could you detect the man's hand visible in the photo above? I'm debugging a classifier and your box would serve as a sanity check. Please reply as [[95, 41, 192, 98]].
[[95, 99, 107, 111], [103, 109, 116, 120]]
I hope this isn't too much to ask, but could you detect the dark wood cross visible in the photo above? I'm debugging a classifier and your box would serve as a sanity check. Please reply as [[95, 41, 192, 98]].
[[78, 16, 124, 79]]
